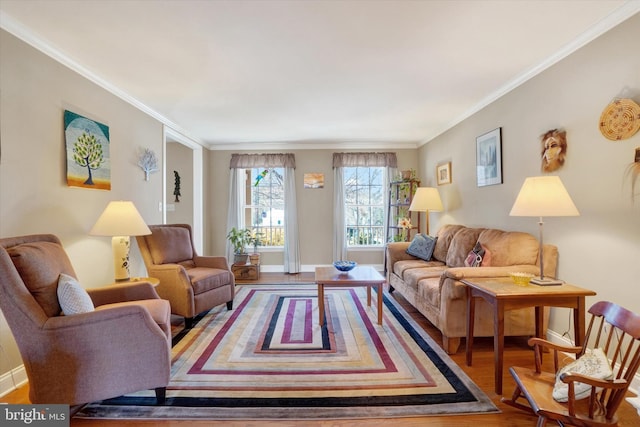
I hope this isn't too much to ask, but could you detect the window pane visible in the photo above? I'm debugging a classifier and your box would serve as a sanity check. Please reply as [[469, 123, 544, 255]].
[[343, 166, 385, 247], [247, 167, 285, 247], [356, 186, 369, 205]]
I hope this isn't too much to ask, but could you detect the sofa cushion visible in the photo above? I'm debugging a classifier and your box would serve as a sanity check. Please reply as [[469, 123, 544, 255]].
[[480, 244, 492, 266], [394, 259, 445, 278], [432, 224, 466, 262], [406, 234, 437, 261], [446, 227, 484, 267], [7, 241, 76, 317], [417, 277, 442, 308], [403, 267, 447, 291], [188, 267, 234, 294], [147, 227, 194, 264], [477, 229, 539, 267]]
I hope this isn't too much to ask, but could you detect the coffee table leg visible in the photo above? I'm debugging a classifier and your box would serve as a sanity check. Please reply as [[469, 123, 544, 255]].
[[367, 285, 371, 306], [318, 284, 325, 325]]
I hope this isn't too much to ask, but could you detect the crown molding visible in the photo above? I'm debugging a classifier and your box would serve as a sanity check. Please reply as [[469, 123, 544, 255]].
[[206, 139, 419, 151], [0, 11, 206, 149], [418, 1, 640, 147]]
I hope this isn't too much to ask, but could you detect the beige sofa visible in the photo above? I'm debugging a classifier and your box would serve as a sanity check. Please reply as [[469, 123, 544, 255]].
[[386, 224, 558, 354]]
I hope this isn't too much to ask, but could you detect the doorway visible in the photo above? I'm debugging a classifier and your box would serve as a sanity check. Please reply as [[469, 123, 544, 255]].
[[163, 126, 204, 253]]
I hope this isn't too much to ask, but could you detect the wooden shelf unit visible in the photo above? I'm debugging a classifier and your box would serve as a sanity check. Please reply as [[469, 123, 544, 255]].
[[387, 179, 421, 242]]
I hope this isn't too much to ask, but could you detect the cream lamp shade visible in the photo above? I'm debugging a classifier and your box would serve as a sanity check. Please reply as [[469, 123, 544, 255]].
[[510, 176, 579, 285], [409, 187, 444, 235], [90, 201, 151, 281]]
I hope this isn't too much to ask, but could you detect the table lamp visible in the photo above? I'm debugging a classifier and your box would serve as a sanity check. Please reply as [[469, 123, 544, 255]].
[[408, 187, 444, 235], [509, 176, 579, 285], [90, 201, 151, 281]]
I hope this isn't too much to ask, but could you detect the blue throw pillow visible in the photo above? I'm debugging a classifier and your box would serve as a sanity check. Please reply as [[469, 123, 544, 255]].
[[406, 234, 438, 261]]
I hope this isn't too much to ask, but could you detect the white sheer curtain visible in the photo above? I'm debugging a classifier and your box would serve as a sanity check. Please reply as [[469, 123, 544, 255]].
[[283, 167, 300, 273], [333, 166, 346, 260], [226, 153, 300, 273], [332, 152, 398, 261], [225, 168, 245, 261]]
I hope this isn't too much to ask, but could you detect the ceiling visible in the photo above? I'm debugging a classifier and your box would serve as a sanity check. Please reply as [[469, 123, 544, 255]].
[[1, 1, 638, 150]]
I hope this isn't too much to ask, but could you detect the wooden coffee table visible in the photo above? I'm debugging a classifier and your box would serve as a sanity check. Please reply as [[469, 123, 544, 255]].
[[315, 265, 386, 325], [461, 277, 596, 394]]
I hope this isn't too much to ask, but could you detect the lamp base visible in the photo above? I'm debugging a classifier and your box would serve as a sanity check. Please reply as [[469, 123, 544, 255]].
[[112, 236, 131, 282], [530, 277, 563, 286]]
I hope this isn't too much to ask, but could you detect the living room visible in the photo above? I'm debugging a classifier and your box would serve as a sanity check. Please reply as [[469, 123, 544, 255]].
[[1, 1, 639, 419]]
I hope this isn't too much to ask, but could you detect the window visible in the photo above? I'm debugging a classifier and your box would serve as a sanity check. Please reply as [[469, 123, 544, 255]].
[[343, 167, 385, 246], [245, 168, 285, 247]]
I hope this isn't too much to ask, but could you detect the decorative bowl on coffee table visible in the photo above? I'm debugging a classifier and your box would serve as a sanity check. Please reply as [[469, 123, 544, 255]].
[[333, 261, 357, 272]]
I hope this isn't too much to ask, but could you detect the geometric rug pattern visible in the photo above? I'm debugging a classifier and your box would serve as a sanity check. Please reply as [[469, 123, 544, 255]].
[[76, 284, 498, 420]]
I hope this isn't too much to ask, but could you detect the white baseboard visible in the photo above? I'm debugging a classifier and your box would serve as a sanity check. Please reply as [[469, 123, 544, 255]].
[[546, 329, 640, 396], [0, 364, 27, 398]]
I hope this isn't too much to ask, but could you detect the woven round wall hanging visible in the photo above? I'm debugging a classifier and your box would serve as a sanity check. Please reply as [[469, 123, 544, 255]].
[[599, 98, 640, 141]]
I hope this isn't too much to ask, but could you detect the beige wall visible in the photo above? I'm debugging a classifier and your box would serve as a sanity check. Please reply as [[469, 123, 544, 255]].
[[2, 12, 639, 394], [205, 149, 418, 268], [0, 30, 165, 386], [166, 142, 194, 226], [417, 14, 640, 336]]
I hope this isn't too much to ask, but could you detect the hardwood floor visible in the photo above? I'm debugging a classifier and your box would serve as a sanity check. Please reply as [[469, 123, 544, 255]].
[[3, 272, 638, 426]]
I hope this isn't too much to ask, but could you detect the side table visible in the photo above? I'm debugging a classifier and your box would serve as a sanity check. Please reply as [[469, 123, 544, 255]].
[[462, 277, 596, 394], [114, 277, 159, 287], [232, 263, 260, 280]]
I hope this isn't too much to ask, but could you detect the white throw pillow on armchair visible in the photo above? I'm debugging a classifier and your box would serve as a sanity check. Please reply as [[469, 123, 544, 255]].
[[57, 273, 95, 315]]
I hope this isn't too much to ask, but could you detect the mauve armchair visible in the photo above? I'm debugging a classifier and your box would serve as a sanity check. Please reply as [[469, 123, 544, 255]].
[[0, 234, 171, 407], [136, 224, 235, 328]]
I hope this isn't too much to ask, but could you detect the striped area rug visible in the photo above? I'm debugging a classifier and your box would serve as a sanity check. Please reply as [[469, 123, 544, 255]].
[[76, 284, 498, 420]]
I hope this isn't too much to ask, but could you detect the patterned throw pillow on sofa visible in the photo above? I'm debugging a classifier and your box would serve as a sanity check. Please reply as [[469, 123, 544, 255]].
[[406, 234, 438, 261], [464, 242, 485, 267]]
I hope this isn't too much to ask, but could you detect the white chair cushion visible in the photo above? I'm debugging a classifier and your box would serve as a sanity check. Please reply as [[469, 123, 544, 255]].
[[552, 348, 613, 402], [57, 273, 95, 315]]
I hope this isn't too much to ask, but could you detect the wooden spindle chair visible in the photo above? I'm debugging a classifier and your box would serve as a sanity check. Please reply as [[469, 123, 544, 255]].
[[502, 301, 640, 426]]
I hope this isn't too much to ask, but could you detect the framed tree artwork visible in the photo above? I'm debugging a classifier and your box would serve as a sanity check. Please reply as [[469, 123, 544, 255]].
[[64, 110, 111, 190], [476, 127, 502, 187]]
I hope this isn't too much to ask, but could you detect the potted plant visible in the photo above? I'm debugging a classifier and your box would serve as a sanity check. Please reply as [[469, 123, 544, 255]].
[[400, 168, 416, 181], [249, 231, 263, 265], [226, 227, 252, 265]]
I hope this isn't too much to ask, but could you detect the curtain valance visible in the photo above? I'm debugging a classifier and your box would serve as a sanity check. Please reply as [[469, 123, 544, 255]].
[[332, 152, 397, 168], [230, 153, 296, 169]]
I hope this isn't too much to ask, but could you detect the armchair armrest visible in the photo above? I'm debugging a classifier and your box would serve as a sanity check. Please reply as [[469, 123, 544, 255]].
[[385, 242, 416, 277], [45, 302, 161, 333], [194, 255, 230, 270], [87, 281, 160, 307]]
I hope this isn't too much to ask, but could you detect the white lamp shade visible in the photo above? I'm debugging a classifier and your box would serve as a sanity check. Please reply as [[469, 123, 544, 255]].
[[409, 187, 444, 212], [510, 176, 579, 217], [90, 201, 151, 236]]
